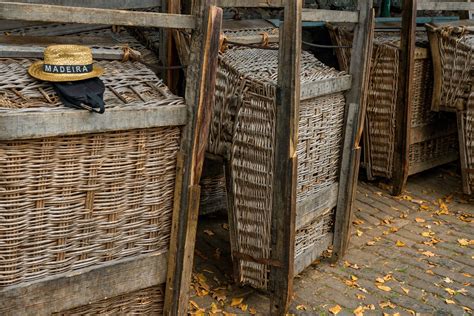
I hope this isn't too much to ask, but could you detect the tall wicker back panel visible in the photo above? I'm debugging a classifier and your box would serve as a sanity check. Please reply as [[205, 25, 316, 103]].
[[329, 27, 458, 180], [212, 46, 346, 289], [427, 22, 474, 194], [0, 58, 183, 303]]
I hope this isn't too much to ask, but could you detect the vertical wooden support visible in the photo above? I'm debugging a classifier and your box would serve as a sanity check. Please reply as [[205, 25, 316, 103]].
[[165, 0, 182, 93], [163, 1, 222, 315], [392, 0, 417, 196], [269, 1, 301, 314], [332, 0, 374, 260]]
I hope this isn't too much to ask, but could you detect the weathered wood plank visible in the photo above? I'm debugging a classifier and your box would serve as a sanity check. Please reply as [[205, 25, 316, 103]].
[[270, 0, 301, 314], [0, 45, 128, 60], [0, 105, 187, 141], [163, 3, 223, 315], [457, 112, 471, 194], [302, 9, 359, 23], [392, 0, 417, 196], [408, 153, 459, 175], [296, 183, 338, 229], [409, 122, 458, 144], [300, 75, 352, 100], [0, 2, 196, 29], [0, 23, 107, 36], [294, 234, 333, 275], [417, 1, 474, 10], [0, 252, 168, 316], [226, 34, 280, 45], [0, 35, 118, 46], [332, 0, 374, 260], [216, 0, 284, 7], [0, 0, 162, 9]]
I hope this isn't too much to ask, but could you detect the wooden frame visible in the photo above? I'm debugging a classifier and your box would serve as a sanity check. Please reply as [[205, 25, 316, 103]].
[[0, 1, 222, 315], [391, 0, 474, 195]]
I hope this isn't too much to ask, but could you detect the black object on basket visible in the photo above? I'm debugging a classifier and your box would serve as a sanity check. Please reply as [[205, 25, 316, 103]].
[[52, 77, 106, 114]]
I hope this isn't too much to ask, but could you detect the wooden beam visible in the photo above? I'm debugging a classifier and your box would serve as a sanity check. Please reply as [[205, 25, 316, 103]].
[[300, 75, 352, 100], [2, 0, 162, 9], [216, 0, 284, 7], [302, 9, 359, 23], [296, 183, 338, 229], [0, 105, 187, 141], [0, 44, 130, 60], [0, 253, 167, 315], [392, 0, 417, 196], [294, 234, 333, 275], [0, 35, 118, 46], [163, 2, 223, 315], [332, 0, 374, 260], [417, 1, 474, 10], [0, 2, 196, 29], [269, 0, 301, 314]]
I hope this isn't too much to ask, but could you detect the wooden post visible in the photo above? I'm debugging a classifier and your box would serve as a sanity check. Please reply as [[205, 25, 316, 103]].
[[269, 1, 301, 314], [165, 0, 182, 93], [332, 0, 374, 260], [392, 0, 417, 196], [163, 1, 222, 314]]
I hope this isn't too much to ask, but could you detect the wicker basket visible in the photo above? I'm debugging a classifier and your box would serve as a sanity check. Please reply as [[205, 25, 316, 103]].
[[54, 285, 164, 315], [426, 21, 474, 112], [427, 21, 474, 194], [329, 27, 458, 179], [213, 46, 346, 289], [0, 57, 184, 288]]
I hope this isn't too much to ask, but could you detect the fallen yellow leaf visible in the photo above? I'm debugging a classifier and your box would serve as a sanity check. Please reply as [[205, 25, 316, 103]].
[[379, 301, 395, 309], [421, 232, 432, 237], [366, 241, 376, 246], [445, 288, 456, 295], [329, 304, 342, 315], [249, 307, 257, 315], [356, 294, 366, 300], [421, 251, 435, 257], [444, 277, 453, 284], [462, 306, 472, 313], [351, 275, 359, 281], [426, 270, 435, 275], [445, 299, 456, 304], [296, 305, 307, 311], [376, 277, 385, 284], [203, 229, 215, 236], [377, 285, 392, 292], [401, 287, 410, 294], [353, 305, 365, 316], [415, 218, 426, 223], [240, 303, 248, 312], [458, 239, 470, 246], [396, 240, 406, 247], [210, 302, 221, 313], [356, 230, 363, 237], [230, 297, 244, 307]]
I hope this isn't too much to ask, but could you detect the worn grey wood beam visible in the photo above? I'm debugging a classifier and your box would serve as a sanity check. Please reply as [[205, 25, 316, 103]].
[[296, 183, 338, 229], [302, 9, 359, 23], [0, 0, 162, 9], [294, 234, 333, 275], [0, 44, 130, 60], [0, 252, 168, 316], [417, 1, 474, 10], [216, 0, 284, 7], [0, 104, 187, 140], [0, 2, 196, 29], [300, 75, 352, 100]]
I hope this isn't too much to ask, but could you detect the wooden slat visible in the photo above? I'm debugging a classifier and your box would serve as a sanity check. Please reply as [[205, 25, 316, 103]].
[[0, 35, 118, 46], [0, 105, 187, 141], [457, 112, 471, 194], [409, 122, 458, 144], [1, 0, 162, 9], [294, 234, 333, 275], [332, 0, 374, 260], [408, 154, 459, 175], [216, 0, 284, 7], [0, 252, 168, 316], [0, 44, 129, 60], [296, 183, 338, 229], [269, 0, 301, 314], [163, 3, 223, 315], [392, 0, 417, 196], [0, 2, 196, 29], [226, 34, 279, 45], [302, 9, 359, 23], [300, 75, 352, 100], [417, 1, 474, 10]]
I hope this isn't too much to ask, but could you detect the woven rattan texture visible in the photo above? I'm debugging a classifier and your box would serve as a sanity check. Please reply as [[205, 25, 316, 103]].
[[214, 47, 345, 289], [463, 102, 474, 193], [0, 59, 183, 287], [0, 59, 183, 111], [54, 285, 164, 315], [199, 174, 228, 215], [429, 27, 473, 111], [330, 29, 458, 179]]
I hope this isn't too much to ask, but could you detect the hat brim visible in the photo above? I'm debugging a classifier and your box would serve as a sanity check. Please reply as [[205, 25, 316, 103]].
[[28, 61, 104, 82]]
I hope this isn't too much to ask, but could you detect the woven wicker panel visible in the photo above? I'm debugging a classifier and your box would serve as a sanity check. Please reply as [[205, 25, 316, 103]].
[[215, 47, 345, 289], [330, 29, 458, 179], [199, 174, 228, 215], [428, 25, 473, 111], [54, 285, 164, 315], [462, 101, 474, 193], [0, 58, 183, 287]]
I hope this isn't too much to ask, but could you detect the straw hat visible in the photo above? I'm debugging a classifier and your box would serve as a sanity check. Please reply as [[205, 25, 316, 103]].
[[28, 45, 104, 82]]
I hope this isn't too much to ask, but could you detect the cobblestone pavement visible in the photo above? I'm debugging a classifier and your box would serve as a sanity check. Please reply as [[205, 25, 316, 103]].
[[190, 166, 474, 315]]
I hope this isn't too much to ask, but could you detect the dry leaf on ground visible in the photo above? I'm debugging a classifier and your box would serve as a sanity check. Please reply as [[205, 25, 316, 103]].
[[329, 305, 342, 315]]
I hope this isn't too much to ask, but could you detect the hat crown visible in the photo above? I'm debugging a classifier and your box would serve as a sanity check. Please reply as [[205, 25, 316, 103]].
[[43, 45, 93, 66]]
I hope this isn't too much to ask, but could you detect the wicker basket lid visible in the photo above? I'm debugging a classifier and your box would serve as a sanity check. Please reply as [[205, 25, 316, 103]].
[[220, 46, 346, 85]]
